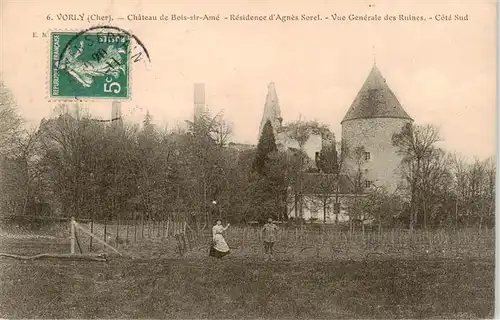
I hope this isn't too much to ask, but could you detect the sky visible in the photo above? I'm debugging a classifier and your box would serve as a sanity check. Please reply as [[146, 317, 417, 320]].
[[0, 0, 497, 160]]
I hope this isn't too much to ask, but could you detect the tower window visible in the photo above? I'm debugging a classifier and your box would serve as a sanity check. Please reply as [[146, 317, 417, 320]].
[[315, 152, 320, 162], [334, 203, 340, 214], [364, 152, 371, 160], [310, 206, 318, 219]]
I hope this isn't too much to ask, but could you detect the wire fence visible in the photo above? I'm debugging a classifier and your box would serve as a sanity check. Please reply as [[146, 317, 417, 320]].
[[0, 215, 494, 260], [76, 222, 495, 260]]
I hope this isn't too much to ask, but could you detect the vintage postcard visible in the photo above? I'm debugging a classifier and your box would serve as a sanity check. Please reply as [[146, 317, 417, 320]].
[[0, 0, 496, 319]]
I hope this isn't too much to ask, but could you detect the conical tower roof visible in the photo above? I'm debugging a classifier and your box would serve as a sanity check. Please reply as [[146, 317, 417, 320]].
[[341, 64, 412, 124], [259, 82, 283, 136]]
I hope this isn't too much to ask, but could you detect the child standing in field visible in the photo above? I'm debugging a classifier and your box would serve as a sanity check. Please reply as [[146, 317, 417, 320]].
[[261, 217, 279, 261], [210, 219, 230, 259]]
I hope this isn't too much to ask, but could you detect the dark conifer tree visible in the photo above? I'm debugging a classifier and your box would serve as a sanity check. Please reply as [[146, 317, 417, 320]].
[[316, 142, 339, 174], [252, 120, 277, 176]]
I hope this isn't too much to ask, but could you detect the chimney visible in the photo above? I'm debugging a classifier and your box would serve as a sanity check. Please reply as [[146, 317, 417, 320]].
[[111, 101, 122, 121], [193, 83, 206, 120], [111, 101, 123, 128]]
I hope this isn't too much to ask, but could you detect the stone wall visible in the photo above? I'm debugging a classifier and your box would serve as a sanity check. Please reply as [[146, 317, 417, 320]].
[[341, 117, 411, 193]]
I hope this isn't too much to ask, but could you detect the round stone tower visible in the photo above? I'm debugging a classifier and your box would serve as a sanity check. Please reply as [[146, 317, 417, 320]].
[[341, 64, 413, 193]]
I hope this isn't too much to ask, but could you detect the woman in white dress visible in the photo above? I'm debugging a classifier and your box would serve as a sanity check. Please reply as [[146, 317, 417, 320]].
[[210, 219, 230, 258]]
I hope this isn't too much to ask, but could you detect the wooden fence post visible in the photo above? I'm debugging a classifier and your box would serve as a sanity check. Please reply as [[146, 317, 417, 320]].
[[184, 233, 190, 252], [141, 214, 144, 239], [157, 219, 161, 238], [89, 215, 94, 251], [116, 215, 120, 248], [73, 220, 122, 256], [294, 227, 298, 246], [391, 229, 395, 248], [104, 217, 108, 246], [134, 212, 137, 243], [148, 218, 151, 238], [241, 227, 246, 251], [321, 228, 324, 248], [284, 228, 288, 254], [343, 232, 349, 256], [70, 217, 75, 254], [126, 215, 130, 245], [162, 217, 166, 239]]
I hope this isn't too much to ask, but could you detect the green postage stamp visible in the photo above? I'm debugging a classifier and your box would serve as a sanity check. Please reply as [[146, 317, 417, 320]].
[[50, 31, 130, 99]]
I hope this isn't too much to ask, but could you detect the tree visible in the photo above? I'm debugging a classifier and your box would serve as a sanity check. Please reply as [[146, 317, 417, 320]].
[[392, 123, 442, 229], [449, 154, 495, 228], [283, 119, 333, 146], [451, 153, 469, 226], [330, 140, 350, 224], [37, 112, 88, 217], [249, 119, 284, 221], [9, 127, 43, 215], [0, 81, 28, 215], [181, 110, 234, 228], [265, 151, 290, 221], [347, 145, 368, 231], [464, 157, 495, 228], [134, 111, 165, 221], [282, 119, 335, 221], [274, 147, 308, 221], [419, 149, 453, 228], [37, 106, 138, 220], [0, 80, 23, 157], [316, 140, 338, 174], [308, 173, 336, 223], [310, 139, 338, 223], [482, 157, 496, 228], [0, 82, 43, 215], [212, 112, 233, 148], [253, 119, 277, 176], [358, 185, 404, 231]]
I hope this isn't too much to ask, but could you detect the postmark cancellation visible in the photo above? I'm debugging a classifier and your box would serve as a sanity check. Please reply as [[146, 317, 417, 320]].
[[49, 29, 133, 100]]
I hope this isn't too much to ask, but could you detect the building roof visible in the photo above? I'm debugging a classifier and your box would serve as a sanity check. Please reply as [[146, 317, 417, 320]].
[[341, 64, 413, 124], [300, 173, 356, 195]]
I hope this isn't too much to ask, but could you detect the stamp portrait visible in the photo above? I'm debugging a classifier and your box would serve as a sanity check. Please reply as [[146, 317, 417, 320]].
[[50, 30, 130, 99]]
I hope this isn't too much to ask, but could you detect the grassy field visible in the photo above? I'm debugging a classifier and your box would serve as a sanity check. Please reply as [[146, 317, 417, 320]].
[[0, 222, 495, 319]]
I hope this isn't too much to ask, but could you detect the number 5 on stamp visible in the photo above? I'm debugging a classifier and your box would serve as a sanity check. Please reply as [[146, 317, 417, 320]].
[[50, 32, 130, 99]]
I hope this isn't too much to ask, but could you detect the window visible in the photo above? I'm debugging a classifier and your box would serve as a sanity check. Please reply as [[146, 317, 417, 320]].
[[333, 203, 340, 214], [310, 206, 318, 219], [365, 180, 372, 188], [364, 152, 371, 160], [315, 152, 320, 162]]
